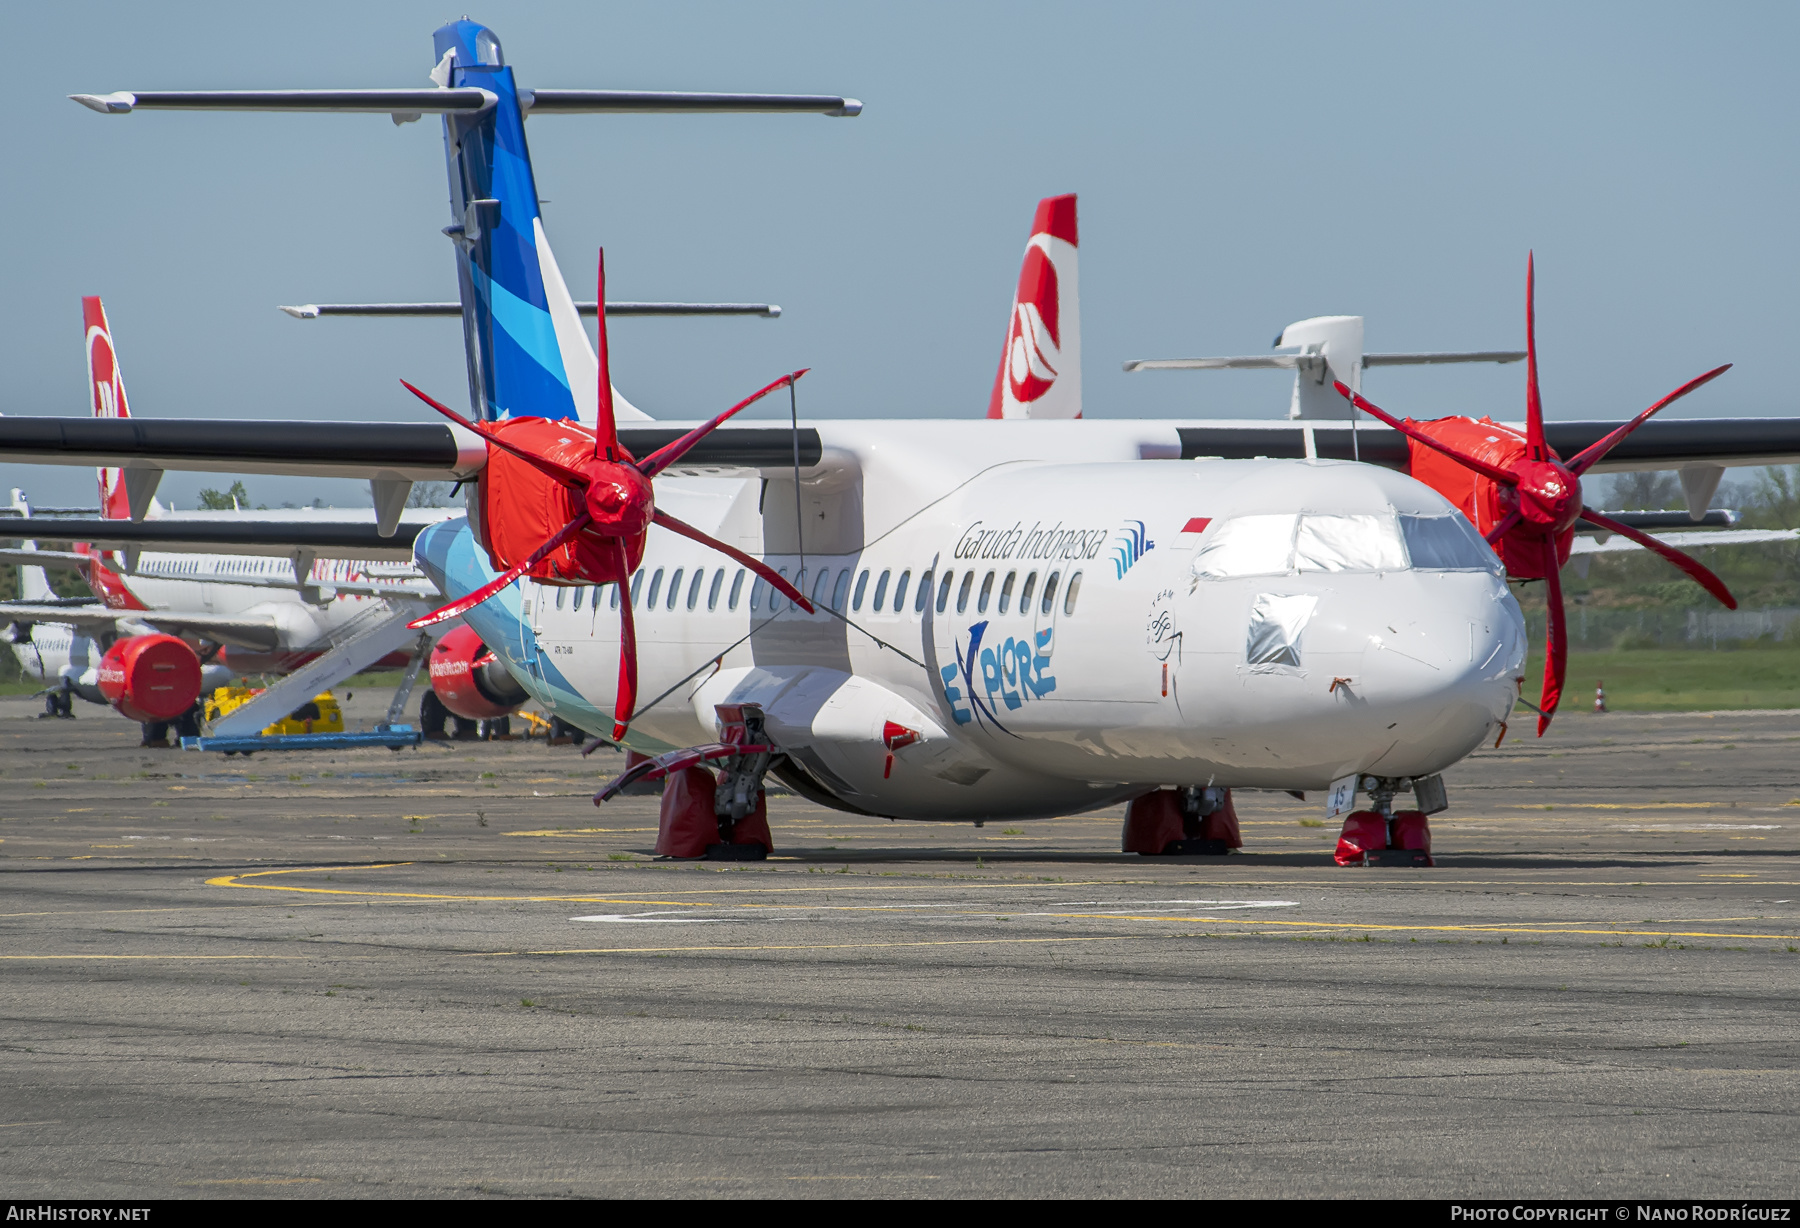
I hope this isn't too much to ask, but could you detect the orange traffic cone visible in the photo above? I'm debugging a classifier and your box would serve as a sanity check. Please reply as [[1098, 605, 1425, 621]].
[[1594, 680, 1607, 713]]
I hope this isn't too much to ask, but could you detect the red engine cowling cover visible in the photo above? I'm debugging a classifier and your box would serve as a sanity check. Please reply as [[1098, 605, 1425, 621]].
[[1404, 415, 1574, 578], [477, 419, 645, 586], [97, 633, 202, 722], [428, 624, 525, 721]]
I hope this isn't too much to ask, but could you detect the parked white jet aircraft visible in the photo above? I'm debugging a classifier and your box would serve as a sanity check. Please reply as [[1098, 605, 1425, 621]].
[[0, 299, 449, 730], [25, 17, 1800, 860]]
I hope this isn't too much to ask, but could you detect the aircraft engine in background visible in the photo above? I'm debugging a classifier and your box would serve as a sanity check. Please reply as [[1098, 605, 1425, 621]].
[[427, 624, 527, 721], [96, 633, 201, 723]]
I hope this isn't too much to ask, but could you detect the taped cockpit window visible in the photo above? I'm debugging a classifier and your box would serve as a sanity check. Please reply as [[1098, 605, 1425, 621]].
[[1192, 514, 1297, 578], [1401, 514, 1501, 572], [1294, 514, 1406, 573], [1245, 592, 1318, 667]]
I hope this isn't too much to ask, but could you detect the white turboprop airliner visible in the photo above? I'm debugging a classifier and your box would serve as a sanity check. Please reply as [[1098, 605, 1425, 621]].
[[24, 17, 1798, 859]]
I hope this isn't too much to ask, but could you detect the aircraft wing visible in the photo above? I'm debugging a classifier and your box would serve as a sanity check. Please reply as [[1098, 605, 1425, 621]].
[[0, 548, 89, 570], [0, 602, 283, 650], [1172, 418, 1800, 471], [0, 602, 127, 632], [2, 516, 433, 561], [0, 419, 486, 483], [0, 421, 824, 488]]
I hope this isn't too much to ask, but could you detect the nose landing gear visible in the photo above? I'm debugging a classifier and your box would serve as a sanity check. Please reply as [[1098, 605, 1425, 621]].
[[1334, 774, 1444, 866]]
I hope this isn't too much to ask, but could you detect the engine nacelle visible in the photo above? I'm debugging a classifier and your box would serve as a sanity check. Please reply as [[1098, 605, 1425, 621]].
[[428, 623, 528, 720], [1402, 414, 1575, 579], [96, 633, 202, 722]]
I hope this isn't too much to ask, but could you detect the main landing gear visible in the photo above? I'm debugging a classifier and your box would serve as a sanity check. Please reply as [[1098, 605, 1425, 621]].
[[139, 702, 202, 749], [38, 683, 75, 720], [1123, 786, 1242, 855], [1334, 774, 1446, 867], [595, 704, 777, 861]]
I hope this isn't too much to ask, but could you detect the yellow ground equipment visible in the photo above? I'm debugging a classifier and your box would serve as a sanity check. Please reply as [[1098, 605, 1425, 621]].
[[204, 686, 344, 736]]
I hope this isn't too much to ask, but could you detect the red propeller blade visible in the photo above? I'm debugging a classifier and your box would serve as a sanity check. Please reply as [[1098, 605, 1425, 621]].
[[609, 538, 638, 739], [651, 508, 816, 612], [1537, 535, 1566, 736], [406, 511, 594, 630], [594, 249, 622, 463], [400, 380, 590, 488], [1525, 252, 1547, 463], [1579, 509, 1738, 609], [1484, 509, 1523, 547], [1566, 364, 1733, 478], [1334, 382, 1519, 486], [636, 369, 811, 480]]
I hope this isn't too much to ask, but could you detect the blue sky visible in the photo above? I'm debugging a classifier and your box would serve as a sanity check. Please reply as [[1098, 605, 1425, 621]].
[[4, 1, 1796, 508]]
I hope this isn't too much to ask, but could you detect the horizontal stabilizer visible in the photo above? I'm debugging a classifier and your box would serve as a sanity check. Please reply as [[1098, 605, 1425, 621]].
[[1125, 350, 1523, 372], [1578, 509, 1737, 532], [1362, 351, 1526, 367], [280, 301, 780, 318], [72, 88, 860, 118], [1569, 527, 1800, 555], [521, 89, 860, 116], [1124, 355, 1301, 372], [71, 89, 495, 115]]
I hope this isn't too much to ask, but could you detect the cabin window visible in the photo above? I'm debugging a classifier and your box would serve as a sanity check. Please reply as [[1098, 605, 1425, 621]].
[[998, 571, 1016, 614], [890, 570, 908, 613], [707, 570, 725, 611], [872, 570, 890, 611], [977, 571, 995, 613], [1019, 571, 1038, 613], [665, 568, 684, 610], [936, 571, 954, 614], [555, 587, 565, 611], [684, 569, 702, 610], [1041, 571, 1060, 616], [571, 586, 584, 612], [646, 568, 664, 609], [956, 572, 974, 614], [913, 569, 932, 614], [852, 569, 869, 611], [610, 583, 620, 610], [630, 569, 645, 607], [1400, 514, 1500, 572], [812, 568, 832, 609], [1063, 571, 1083, 616], [771, 568, 790, 613], [751, 574, 766, 611], [832, 570, 852, 612], [728, 568, 745, 610]]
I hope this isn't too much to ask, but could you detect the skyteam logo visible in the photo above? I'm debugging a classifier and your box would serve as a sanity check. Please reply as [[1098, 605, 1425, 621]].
[[1111, 520, 1155, 579]]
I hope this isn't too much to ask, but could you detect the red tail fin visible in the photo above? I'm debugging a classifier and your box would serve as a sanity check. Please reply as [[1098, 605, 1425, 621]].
[[987, 194, 1081, 420], [84, 296, 135, 520]]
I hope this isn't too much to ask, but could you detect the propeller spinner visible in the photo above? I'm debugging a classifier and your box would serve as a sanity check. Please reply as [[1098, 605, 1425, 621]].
[[401, 249, 815, 740], [1336, 253, 1735, 735]]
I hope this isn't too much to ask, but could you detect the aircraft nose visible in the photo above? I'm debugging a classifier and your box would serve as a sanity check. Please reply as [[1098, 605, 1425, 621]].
[[1344, 574, 1524, 748]]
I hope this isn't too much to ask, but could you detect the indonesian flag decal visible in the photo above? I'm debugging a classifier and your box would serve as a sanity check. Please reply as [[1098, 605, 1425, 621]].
[[988, 194, 1080, 419], [84, 296, 136, 520]]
